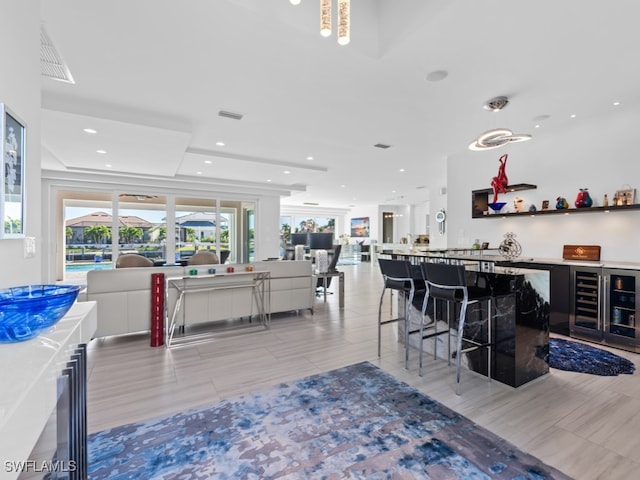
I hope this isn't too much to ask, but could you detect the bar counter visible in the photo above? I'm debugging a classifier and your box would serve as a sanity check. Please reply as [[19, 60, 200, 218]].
[[464, 265, 550, 387], [404, 263, 550, 388]]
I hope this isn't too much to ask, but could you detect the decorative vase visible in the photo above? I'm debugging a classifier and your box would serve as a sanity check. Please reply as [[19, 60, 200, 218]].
[[488, 201, 507, 213], [556, 197, 568, 209], [575, 188, 593, 208]]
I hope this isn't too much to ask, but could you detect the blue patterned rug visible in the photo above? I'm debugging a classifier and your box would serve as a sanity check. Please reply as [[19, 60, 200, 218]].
[[87, 362, 570, 479], [549, 338, 635, 376]]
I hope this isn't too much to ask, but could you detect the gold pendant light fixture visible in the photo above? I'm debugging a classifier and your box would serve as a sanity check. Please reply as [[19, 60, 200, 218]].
[[320, 0, 332, 37], [291, 0, 351, 46], [337, 0, 351, 45]]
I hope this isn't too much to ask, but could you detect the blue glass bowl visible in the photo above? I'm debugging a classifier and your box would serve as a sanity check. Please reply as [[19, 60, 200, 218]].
[[488, 202, 507, 213], [0, 285, 81, 343]]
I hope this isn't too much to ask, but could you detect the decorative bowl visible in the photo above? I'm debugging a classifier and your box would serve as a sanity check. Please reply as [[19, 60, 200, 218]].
[[0, 285, 81, 343], [488, 202, 507, 213]]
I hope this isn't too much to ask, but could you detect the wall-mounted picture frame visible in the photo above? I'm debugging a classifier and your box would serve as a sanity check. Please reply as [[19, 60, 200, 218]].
[[350, 217, 370, 237], [1, 103, 25, 237]]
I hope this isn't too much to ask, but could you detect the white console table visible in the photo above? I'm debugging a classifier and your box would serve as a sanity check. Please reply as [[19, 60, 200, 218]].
[[0, 301, 97, 480], [165, 271, 271, 347]]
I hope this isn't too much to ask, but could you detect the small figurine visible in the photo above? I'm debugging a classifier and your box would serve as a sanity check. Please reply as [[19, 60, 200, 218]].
[[556, 197, 569, 209], [529, 204, 537, 212], [603, 194, 609, 207], [541, 200, 550, 210]]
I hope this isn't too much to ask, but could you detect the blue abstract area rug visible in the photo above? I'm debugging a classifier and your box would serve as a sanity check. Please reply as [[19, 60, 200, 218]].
[[87, 362, 571, 479], [549, 338, 635, 376]]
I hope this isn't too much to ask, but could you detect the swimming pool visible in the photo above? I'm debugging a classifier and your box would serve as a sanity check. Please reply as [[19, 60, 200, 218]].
[[65, 262, 113, 272]]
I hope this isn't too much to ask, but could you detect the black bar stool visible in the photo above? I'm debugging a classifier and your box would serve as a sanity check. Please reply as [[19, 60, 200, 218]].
[[421, 262, 493, 395], [377, 259, 426, 368]]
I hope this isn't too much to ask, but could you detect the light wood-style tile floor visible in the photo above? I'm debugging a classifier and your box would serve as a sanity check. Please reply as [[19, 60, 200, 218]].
[[86, 261, 640, 480]]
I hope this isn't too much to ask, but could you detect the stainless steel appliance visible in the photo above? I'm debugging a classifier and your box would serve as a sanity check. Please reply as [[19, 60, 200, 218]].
[[570, 267, 639, 352]]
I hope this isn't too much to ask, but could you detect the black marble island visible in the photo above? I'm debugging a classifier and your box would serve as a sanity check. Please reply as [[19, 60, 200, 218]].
[[463, 265, 550, 387], [404, 264, 551, 388]]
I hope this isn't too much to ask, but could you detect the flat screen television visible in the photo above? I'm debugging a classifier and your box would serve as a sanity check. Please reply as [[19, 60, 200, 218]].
[[290, 233, 308, 246], [308, 232, 334, 250]]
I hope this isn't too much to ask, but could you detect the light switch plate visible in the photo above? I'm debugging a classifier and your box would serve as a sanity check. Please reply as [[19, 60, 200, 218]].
[[24, 237, 36, 259]]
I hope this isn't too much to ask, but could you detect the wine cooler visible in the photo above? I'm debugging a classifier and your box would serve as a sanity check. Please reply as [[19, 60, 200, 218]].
[[570, 267, 640, 352]]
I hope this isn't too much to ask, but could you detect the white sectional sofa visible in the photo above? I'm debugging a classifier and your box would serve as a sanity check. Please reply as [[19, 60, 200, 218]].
[[84, 260, 314, 338]]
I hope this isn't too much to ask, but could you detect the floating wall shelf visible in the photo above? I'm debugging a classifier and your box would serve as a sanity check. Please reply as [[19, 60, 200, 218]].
[[472, 183, 640, 218], [478, 203, 640, 219], [472, 184, 537, 218]]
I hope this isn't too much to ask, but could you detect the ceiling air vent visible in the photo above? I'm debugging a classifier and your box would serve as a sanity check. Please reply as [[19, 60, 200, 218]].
[[303, 202, 319, 206], [40, 26, 75, 84], [374, 143, 392, 149], [218, 110, 244, 120]]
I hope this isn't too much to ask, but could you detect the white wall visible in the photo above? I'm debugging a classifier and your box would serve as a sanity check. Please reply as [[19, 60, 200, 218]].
[[427, 156, 449, 250], [446, 103, 640, 262], [0, 1, 42, 288]]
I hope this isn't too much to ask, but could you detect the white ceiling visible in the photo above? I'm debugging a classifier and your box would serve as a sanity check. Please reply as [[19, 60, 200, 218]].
[[40, 0, 640, 208]]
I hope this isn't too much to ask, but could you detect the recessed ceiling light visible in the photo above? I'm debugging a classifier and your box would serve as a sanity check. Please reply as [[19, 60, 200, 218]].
[[216, 141, 225, 146], [391, 190, 396, 193], [267, 179, 272, 182], [306, 156, 314, 161], [83, 128, 97, 134], [204, 160, 212, 164], [284, 170, 291, 174], [96, 149, 107, 154], [340, 185, 346, 188], [532, 114, 550, 122], [196, 171, 203, 175], [570, 114, 577, 118], [399, 168, 405, 172], [534, 124, 541, 128], [105, 164, 112, 168], [613, 101, 621, 106]]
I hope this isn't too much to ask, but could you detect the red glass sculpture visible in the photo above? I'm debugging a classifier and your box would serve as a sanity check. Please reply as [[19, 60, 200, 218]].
[[491, 153, 509, 204]]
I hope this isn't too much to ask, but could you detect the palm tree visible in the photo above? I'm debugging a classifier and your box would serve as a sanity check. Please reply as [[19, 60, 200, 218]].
[[84, 225, 110, 244], [281, 223, 291, 243], [299, 218, 316, 233], [119, 226, 143, 244], [4, 217, 21, 234]]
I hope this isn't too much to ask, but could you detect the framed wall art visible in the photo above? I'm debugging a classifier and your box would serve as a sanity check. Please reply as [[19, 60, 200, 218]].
[[1, 103, 25, 237], [350, 217, 370, 237]]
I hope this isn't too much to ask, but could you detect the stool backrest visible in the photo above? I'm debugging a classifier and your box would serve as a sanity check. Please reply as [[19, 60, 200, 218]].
[[378, 258, 413, 291], [421, 262, 467, 302]]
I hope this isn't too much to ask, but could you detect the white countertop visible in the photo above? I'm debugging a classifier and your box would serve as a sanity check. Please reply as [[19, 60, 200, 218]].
[[499, 257, 640, 270], [0, 301, 96, 480]]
